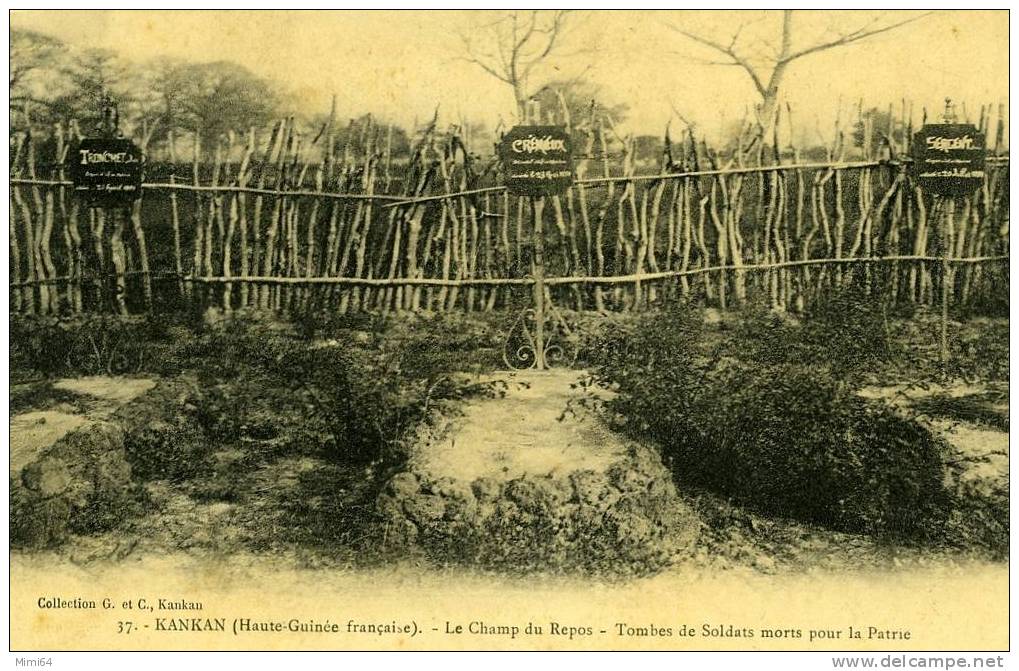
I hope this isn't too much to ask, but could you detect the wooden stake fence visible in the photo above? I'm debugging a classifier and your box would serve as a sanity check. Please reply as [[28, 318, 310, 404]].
[[8, 109, 1011, 318]]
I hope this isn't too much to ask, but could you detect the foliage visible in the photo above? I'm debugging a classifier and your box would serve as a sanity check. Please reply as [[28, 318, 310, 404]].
[[175, 313, 499, 467], [913, 391, 1008, 432], [125, 415, 211, 482], [9, 382, 89, 415], [852, 106, 908, 153], [10, 27, 283, 152], [942, 465, 1009, 560], [10, 28, 66, 121], [884, 313, 1010, 385], [729, 287, 900, 385], [532, 78, 629, 129], [150, 60, 281, 144], [329, 114, 412, 160], [68, 483, 148, 536], [9, 313, 178, 378], [9, 310, 501, 470], [47, 48, 133, 135], [583, 304, 952, 538], [294, 309, 506, 377], [942, 320, 1010, 383]]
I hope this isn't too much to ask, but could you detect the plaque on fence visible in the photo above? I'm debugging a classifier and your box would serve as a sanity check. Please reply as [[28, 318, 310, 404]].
[[68, 137, 145, 207], [499, 125, 573, 196], [912, 124, 986, 197]]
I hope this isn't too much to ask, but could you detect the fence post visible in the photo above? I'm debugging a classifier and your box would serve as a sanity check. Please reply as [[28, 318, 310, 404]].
[[524, 99, 549, 370], [532, 196, 547, 370], [940, 196, 956, 364]]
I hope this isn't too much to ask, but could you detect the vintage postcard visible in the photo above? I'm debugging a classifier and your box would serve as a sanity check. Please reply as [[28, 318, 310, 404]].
[[7, 8, 1009, 659]]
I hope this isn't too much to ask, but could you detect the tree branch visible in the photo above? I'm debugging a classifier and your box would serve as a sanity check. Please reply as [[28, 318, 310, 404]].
[[457, 30, 514, 85], [536, 10, 570, 59], [521, 10, 571, 82], [457, 54, 513, 85], [516, 10, 540, 53], [669, 25, 768, 96], [783, 11, 933, 63], [459, 9, 580, 117]]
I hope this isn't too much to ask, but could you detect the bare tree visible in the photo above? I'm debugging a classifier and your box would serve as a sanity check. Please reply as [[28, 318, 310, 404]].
[[459, 10, 578, 121], [668, 10, 931, 136]]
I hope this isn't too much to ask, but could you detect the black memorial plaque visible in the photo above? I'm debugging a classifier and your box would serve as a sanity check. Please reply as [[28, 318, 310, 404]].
[[912, 124, 986, 197], [68, 137, 145, 207], [499, 126, 573, 196]]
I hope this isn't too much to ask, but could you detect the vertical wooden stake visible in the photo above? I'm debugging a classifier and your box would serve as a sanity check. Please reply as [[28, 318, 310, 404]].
[[940, 197, 955, 364], [130, 200, 152, 310], [169, 172, 186, 300], [109, 207, 129, 315], [10, 198, 23, 313], [532, 196, 547, 370]]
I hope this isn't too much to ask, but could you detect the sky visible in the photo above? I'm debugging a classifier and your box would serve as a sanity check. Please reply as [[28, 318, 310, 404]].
[[10, 9, 1010, 144]]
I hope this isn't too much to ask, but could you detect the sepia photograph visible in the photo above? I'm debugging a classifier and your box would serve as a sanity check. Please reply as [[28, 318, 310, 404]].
[[6, 7, 1010, 661]]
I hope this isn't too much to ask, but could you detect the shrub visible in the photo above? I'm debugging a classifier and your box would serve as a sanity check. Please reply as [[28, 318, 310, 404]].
[[11, 310, 501, 472], [943, 473, 1009, 559], [297, 310, 506, 377], [179, 314, 496, 467], [944, 320, 1010, 383], [67, 483, 148, 535], [728, 287, 899, 384], [585, 306, 951, 538], [10, 313, 179, 379], [124, 416, 211, 482], [382, 312, 505, 378]]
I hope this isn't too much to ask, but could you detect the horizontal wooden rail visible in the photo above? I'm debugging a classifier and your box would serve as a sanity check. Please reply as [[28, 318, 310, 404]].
[[13, 255, 1004, 289], [384, 157, 1012, 207], [380, 185, 507, 209], [543, 255, 1011, 285], [183, 275, 533, 287], [11, 155, 1010, 210], [9, 271, 184, 287], [9, 179, 407, 203]]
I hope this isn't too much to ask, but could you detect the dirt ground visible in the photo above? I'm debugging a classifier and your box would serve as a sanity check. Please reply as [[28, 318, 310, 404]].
[[9, 377, 155, 474], [412, 370, 626, 482]]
